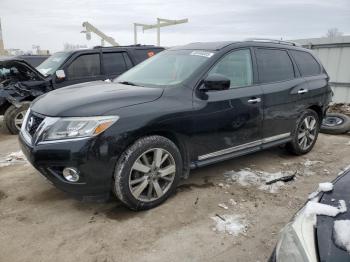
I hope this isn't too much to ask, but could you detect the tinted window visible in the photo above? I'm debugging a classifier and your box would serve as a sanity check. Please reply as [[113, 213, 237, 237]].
[[208, 49, 253, 88], [290, 50, 321, 76], [67, 54, 100, 79], [123, 53, 133, 68], [103, 52, 127, 75], [256, 49, 294, 83], [133, 49, 162, 64]]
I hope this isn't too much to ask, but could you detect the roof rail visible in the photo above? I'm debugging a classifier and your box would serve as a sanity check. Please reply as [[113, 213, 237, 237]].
[[246, 38, 300, 46], [93, 44, 157, 49]]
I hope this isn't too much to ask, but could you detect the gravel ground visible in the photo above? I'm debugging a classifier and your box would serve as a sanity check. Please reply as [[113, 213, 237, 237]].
[[0, 118, 349, 262]]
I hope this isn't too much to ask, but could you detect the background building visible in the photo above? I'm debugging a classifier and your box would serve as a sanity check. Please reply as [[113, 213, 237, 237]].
[[294, 36, 350, 103]]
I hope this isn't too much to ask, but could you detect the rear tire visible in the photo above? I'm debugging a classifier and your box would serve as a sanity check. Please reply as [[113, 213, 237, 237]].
[[4, 102, 31, 134], [286, 109, 320, 155], [114, 135, 183, 211]]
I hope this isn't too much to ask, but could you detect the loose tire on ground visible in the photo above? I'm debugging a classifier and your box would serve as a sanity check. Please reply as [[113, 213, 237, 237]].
[[286, 109, 320, 155], [4, 102, 31, 135], [114, 135, 183, 211], [320, 113, 350, 135]]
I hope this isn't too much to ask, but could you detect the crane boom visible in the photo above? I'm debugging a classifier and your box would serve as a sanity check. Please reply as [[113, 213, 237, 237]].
[[82, 22, 119, 46]]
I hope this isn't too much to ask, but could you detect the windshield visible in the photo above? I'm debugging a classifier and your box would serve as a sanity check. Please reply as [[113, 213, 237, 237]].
[[36, 52, 70, 76], [116, 49, 215, 87]]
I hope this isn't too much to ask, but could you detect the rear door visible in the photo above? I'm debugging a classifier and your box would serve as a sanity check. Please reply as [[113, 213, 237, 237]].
[[255, 48, 307, 140], [289, 50, 327, 105], [192, 48, 263, 160], [102, 51, 131, 80]]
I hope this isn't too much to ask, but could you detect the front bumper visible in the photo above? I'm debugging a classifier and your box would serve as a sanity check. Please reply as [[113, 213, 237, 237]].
[[19, 132, 118, 201]]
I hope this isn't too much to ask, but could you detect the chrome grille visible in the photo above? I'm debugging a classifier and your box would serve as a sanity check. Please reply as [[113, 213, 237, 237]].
[[25, 112, 45, 137]]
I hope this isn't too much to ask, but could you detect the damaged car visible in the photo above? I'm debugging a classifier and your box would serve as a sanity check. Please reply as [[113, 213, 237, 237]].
[[269, 166, 350, 262], [0, 45, 164, 134]]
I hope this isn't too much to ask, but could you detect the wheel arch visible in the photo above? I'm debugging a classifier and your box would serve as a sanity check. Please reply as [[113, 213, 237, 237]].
[[308, 105, 323, 122]]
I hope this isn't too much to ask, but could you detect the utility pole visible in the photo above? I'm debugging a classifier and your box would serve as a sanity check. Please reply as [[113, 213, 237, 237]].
[[134, 18, 188, 46], [0, 18, 6, 55]]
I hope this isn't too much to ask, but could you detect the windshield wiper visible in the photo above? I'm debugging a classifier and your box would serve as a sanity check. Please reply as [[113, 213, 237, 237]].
[[118, 81, 142, 87]]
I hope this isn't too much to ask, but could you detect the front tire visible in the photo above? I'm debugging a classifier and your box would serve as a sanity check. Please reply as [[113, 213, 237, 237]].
[[4, 102, 31, 134], [286, 109, 320, 155], [114, 135, 183, 211]]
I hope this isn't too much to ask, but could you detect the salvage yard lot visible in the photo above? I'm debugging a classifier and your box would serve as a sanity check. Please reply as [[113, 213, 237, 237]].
[[0, 118, 349, 262]]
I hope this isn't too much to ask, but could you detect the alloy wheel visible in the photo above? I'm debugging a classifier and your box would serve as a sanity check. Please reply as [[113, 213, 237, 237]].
[[298, 116, 317, 150], [14, 110, 27, 130], [322, 116, 344, 127], [129, 148, 176, 202]]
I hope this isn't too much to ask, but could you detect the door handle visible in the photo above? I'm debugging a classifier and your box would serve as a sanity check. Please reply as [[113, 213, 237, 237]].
[[247, 97, 262, 104], [298, 89, 308, 94]]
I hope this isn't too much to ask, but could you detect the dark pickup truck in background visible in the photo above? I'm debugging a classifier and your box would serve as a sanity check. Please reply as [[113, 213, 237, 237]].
[[0, 45, 164, 134]]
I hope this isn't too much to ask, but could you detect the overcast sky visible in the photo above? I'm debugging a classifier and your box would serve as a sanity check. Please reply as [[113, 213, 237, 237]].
[[1, 0, 349, 52]]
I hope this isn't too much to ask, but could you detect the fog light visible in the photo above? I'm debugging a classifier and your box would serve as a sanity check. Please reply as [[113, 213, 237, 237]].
[[62, 167, 80, 182]]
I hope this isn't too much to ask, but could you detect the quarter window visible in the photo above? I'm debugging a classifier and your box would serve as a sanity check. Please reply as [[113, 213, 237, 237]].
[[67, 54, 100, 79], [290, 50, 321, 76], [256, 49, 294, 83], [103, 52, 127, 75], [208, 49, 253, 88]]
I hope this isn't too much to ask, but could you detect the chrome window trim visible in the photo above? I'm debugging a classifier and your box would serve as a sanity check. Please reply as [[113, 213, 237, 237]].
[[198, 132, 290, 161]]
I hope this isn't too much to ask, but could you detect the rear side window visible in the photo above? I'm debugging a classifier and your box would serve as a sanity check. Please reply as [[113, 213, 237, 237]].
[[67, 54, 100, 79], [290, 50, 321, 76], [133, 49, 163, 64], [256, 49, 294, 83], [103, 52, 127, 75]]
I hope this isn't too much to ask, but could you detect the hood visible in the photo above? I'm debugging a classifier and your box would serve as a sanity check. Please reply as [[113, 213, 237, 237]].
[[316, 168, 350, 261], [31, 81, 164, 117], [0, 59, 46, 83]]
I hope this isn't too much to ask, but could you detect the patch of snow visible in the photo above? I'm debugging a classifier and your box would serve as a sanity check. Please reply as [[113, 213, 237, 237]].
[[0, 151, 27, 167], [218, 203, 229, 210], [225, 168, 293, 193], [318, 182, 333, 192], [304, 200, 347, 217], [304, 159, 323, 167], [211, 214, 247, 236], [333, 220, 350, 253], [304, 170, 316, 176], [339, 200, 347, 213], [229, 199, 237, 206]]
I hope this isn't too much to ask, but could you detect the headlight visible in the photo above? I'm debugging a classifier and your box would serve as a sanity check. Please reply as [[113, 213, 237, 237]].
[[42, 116, 119, 141], [275, 205, 318, 262]]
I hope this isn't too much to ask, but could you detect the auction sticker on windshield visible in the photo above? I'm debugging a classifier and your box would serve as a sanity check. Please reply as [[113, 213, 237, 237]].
[[190, 51, 214, 58]]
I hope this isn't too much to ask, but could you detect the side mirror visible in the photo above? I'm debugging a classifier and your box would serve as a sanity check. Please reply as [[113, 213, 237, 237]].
[[202, 74, 230, 91], [55, 70, 66, 82]]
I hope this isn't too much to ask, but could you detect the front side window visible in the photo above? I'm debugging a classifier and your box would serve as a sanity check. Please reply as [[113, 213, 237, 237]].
[[208, 49, 253, 88], [67, 54, 100, 80], [290, 50, 321, 76], [36, 52, 70, 76], [116, 49, 214, 87], [256, 49, 295, 83], [103, 52, 127, 75]]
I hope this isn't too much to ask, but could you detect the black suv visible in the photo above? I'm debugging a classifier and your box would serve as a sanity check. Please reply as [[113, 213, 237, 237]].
[[0, 45, 163, 133], [19, 40, 332, 210]]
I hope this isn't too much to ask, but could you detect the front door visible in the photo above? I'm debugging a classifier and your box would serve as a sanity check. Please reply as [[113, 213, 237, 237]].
[[54, 53, 104, 89], [191, 49, 263, 161]]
